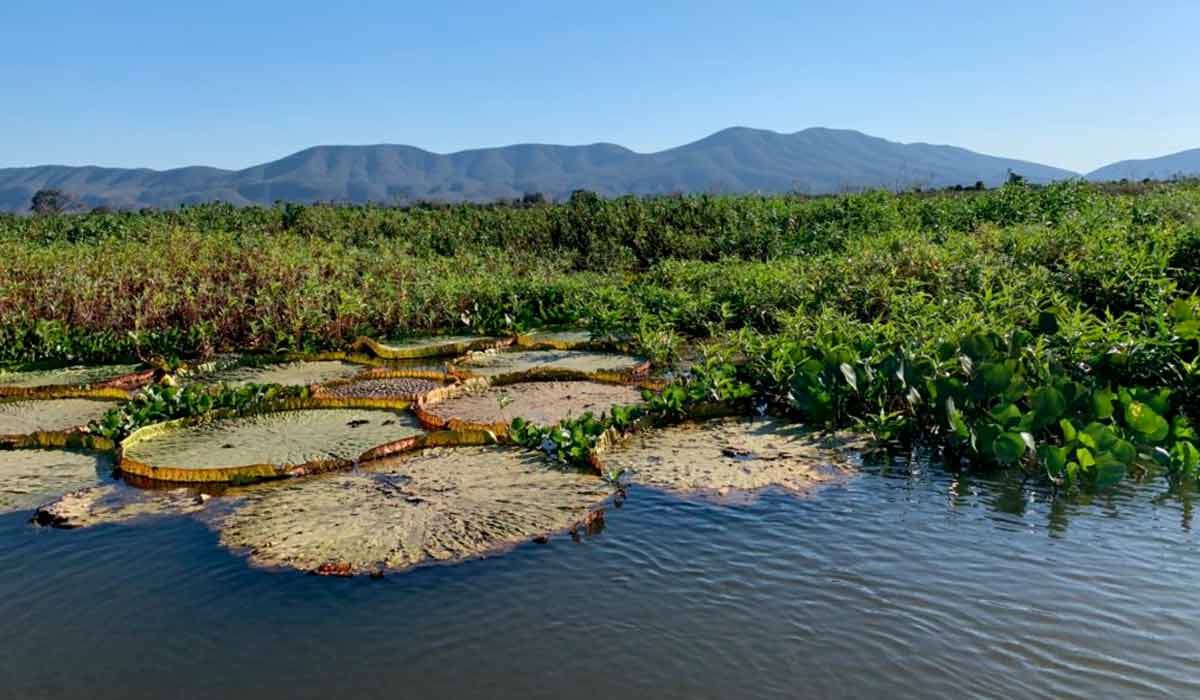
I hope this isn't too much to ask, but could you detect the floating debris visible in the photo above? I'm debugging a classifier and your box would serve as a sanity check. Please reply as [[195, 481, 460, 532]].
[[417, 381, 644, 432], [598, 417, 859, 499], [0, 398, 116, 438], [33, 483, 207, 528], [185, 360, 366, 388], [0, 449, 114, 514], [120, 409, 425, 482], [0, 364, 144, 389], [454, 349, 647, 379], [217, 445, 610, 575]]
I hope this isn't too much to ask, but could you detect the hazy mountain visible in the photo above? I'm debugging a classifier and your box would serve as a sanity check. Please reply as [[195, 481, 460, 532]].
[[1086, 148, 1200, 182], [0, 127, 1080, 212]]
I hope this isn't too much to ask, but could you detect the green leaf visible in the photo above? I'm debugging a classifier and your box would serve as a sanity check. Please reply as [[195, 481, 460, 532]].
[[1125, 401, 1170, 442], [1091, 388, 1115, 420], [977, 362, 1013, 395], [1059, 419, 1078, 443], [992, 432, 1026, 465], [1092, 454, 1127, 489], [1030, 386, 1066, 429], [1169, 441, 1200, 475]]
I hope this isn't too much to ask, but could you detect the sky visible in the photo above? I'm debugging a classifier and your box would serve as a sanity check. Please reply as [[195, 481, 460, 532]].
[[1, 0, 1197, 174]]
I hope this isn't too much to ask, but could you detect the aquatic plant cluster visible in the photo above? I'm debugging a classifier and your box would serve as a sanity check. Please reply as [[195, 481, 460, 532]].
[[2, 181, 1200, 489]]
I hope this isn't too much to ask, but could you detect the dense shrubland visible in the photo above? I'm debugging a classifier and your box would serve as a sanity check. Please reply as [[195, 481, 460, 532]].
[[3, 181, 1199, 488]]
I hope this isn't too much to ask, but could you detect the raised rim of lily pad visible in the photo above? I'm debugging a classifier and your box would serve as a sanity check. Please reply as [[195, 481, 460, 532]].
[[0, 365, 155, 400], [351, 334, 514, 360], [0, 397, 123, 448], [117, 398, 498, 484]]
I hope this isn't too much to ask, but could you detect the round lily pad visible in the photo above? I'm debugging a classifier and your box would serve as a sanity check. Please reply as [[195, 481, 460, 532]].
[[0, 364, 144, 389], [217, 445, 610, 574], [33, 483, 206, 528], [186, 360, 366, 387], [517, 329, 597, 350], [358, 335, 507, 360], [121, 409, 425, 481], [454, 350, 646, 379], [418, 381, 644, 431], [0, 398, 116, 437], [0, 449, 114, 514], [598, 417, 858, 498], [314, 375, 445, 401]]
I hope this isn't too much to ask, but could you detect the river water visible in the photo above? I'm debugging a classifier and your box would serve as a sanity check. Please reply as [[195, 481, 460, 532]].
[[1, 456, 1197, 699]]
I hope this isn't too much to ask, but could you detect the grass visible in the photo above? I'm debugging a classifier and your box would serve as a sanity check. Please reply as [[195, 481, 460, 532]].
[[3, 180, 1199, 489]]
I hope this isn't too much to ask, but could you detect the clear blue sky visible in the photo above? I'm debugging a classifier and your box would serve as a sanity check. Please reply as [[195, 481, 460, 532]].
[[1, 0, 1196, 173]]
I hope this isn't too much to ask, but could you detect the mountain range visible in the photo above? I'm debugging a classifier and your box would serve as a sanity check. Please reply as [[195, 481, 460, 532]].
[[0, 127, 1195, 212]]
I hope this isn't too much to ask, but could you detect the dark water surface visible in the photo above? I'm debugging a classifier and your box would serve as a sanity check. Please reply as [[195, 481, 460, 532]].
[[2, 459, 1197, 699]]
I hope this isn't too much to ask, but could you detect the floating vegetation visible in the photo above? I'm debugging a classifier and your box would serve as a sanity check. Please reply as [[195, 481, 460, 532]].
[[33, 483, 206, 529], [0, 449, 114, 514], [597, 417, 858, 499], [0, 364, 145, 389], [185, 360, 366, 388], [217, 445, 611, 575], [120, 408, 426, 483], [0, 398, 117, 439], [354, 334, 510, 360], [417, 380, 644, 433], [454, 349, 648, 380]]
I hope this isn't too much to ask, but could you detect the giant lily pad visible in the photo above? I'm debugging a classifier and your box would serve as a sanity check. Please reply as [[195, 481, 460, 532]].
[[516, 329, 598, 350], [597, 417, 858, 499], [0, 398, 116, 438], [417, 381, 644, 432], [120, 409, 425, 482], [356, 335, 509, 360], [186, 360, 367, 388], [0, 449, 114, 514], [0, 364, 144, 389], [33, 483, 206, 528], [454, 349, 647, 379], [217, 445, 610, 575], [313, 374, 446, 402]]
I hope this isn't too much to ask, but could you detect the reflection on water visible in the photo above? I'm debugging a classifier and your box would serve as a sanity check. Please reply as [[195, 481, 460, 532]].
[[1, 452, 1198, 700]]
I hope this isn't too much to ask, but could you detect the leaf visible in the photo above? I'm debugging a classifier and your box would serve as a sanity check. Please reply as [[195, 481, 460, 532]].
[[1059, 419, 1078, 443], [992, 432, 1026, 465], [977, 362, 1013, 395], [1169, 441, 1200, 475], [1030, 386, 1066, 429], [1092, 454, 1127, 489], [1125, 401, 1170, 442], [1039, 445, 1070, 478], [839, 363, 858, 392], [1091, 388, 1115, 420]]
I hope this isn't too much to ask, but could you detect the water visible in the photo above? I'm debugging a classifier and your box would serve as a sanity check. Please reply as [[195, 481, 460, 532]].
[[1, 456, 1197, 699]]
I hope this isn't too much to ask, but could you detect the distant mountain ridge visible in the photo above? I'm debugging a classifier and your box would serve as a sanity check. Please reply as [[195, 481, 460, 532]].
[[1085, 148, 1200, 183], [0, 125, 1157, 212]]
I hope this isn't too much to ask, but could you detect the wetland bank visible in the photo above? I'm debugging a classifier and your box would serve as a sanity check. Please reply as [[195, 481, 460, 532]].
[[2, 182, 1200, 695]]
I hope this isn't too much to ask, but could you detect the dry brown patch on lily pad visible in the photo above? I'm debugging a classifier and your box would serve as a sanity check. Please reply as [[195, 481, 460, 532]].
[[120, 409, 425, 482], [0, 398, 117, 438], [599, 417, 860, 500], [217, 445, 611, 575], [417, 380, 644, 433], [33, 483, 207, 528], [454, 349, 647, 380], [0, 449, 114, 514]]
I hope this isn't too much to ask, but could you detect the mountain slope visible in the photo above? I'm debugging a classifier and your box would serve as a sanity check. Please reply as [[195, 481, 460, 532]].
[[0, 127, 1079, 211], [1086, 148, 1200, 182]]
